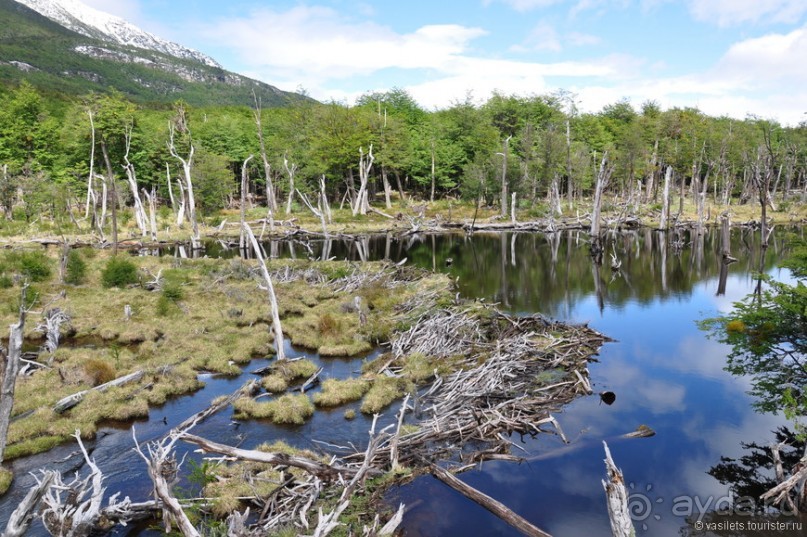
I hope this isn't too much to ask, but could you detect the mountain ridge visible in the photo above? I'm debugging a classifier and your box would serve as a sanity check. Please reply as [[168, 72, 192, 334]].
[[0, 0, 307, 107]]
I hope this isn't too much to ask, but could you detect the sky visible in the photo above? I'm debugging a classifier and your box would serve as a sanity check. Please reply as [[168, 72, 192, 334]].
[[80, 0, 807, 125]]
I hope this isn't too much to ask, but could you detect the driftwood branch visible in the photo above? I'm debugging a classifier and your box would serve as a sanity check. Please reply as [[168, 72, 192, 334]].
[[602, 441, 635, 537], [2, 470, 56, 537]]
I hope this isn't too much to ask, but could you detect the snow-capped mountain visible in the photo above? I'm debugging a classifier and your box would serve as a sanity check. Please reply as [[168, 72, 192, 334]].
[[14, 0, 220, 67]]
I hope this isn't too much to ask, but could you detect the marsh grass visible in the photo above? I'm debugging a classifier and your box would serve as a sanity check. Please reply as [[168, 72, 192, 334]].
[[233, 393, 314, 424], [360, 377, 414, 414], [0, 250, 451, 459], [313, 378, 370, 407]]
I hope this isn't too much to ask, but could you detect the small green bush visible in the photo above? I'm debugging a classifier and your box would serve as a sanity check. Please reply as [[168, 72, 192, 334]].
[[0, 274, 12, 289], [65, 250, 87, 285], [101, 257, 139, 288], [161, 281, 184, 302], [18, 251, 51, 282]]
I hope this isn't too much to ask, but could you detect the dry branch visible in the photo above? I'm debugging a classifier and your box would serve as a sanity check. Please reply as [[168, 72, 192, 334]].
[[3, 470, 56, 537]]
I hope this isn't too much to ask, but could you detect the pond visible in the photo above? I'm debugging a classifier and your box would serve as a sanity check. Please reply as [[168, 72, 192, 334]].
[[0, 227, 803, 536]]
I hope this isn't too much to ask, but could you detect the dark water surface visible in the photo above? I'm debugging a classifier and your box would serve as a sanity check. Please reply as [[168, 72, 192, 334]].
[[1, 228, 805, 536]]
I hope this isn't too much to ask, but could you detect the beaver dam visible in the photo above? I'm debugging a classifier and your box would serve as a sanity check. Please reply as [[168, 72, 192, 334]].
[[0, 240, 609, 536]]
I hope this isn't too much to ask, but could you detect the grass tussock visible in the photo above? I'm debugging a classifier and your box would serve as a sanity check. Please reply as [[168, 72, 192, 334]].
[[360, 377, 414, 414], [0, 468, 12, 494], [233, 394, 314, 424], [313, 378, 370, 407]]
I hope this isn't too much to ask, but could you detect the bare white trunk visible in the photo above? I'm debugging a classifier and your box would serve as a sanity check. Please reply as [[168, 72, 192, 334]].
[[243, 223, 285, 361], [123, 125, 148, 237], [142, 187, 158, 241], [283, 154, 297, 215], [0, 286, 26, 463], [240, 155, 255, 250], [660, 166, 672, 230], [382, 167, 392, 209], [168, 122, 199, 249], [320, 175, 332, 224], [166, 163, 176, 216], [253, 92, 277, 212], [84, 109, 96, 219], [510, 192, 517, 225], [352, 145, 374, 217], [500, 136, 512, 218]]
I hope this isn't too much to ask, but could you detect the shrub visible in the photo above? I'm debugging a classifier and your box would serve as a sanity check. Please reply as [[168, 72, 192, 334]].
[[0, 274, 11, 289], [318, 313, 341, 336], [18, 250, 51, 282], [101, 257, 139, 288], [65, 250, 87, 285], [161, 281, 184, 302], [83, 358, 117, 386]]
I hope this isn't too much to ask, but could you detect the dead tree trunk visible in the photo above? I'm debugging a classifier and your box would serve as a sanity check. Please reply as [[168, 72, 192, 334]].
[[3, 470, 56, 537], [123, 125, 148, 237], [430, 140, 436, 203], [239, 155, 255, 250], [283, 153, 297, 215], [100, 140, 119, 256], [252, 92, 277, 213], [352, 145, 374, 216], [659, 166, 672, 230], [0, 285, 26, 464], [320, 175, 332, 224], [84, 109, 97, 220], [590, 152, 613, 263], [168, 119, 199, 250], [141, 187, 158, 242], [499, 136, 512, 218], [243, 223, 285, 361]]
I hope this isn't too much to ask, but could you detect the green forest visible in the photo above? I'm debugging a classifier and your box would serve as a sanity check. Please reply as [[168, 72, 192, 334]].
[[2, 80, 806, 238]]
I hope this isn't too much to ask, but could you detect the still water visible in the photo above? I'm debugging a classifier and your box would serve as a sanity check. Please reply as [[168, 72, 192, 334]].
[[0, 227, 803, 536]]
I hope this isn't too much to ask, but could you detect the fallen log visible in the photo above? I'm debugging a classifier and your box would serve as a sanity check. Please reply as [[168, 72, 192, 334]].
[[171, 379, 258, 435], [431, 464, 553, 537], [53, 370, 145, 413], [180, 433, 365, 480]]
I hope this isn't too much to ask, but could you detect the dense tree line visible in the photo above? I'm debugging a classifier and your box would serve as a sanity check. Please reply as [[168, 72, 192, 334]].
[[1, 80, 807, 226]]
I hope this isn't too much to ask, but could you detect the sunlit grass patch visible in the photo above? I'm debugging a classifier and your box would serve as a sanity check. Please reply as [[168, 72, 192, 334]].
[[233, 393, 314, 424], [313, 378, 370, 407], [360, 377, 414, 414]]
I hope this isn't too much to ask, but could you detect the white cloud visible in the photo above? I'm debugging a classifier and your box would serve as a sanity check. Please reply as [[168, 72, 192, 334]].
[[567, 31, 601, 46], [717, 25, 807, 86], [512, 21, 563, 52], [687, 0, 807, 27], [199, 6, 486, 80]]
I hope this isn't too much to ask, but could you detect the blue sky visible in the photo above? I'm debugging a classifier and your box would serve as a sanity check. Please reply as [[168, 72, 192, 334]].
[[83, 0, 807, 124]]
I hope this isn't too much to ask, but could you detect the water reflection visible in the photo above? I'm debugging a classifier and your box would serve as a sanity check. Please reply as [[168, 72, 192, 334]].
[[381, 228, 805, 536]]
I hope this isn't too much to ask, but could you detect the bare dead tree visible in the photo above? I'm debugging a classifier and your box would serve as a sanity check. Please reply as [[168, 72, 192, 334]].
[[141, 187, 158, 241], [659, 165, 672, 230], [252, 91, 277, 213], [0, 284, 27, 464], [283, 153, 297, 215], [84, 108, 97, 220], [167, 107, 200, 250], [352, 145, 374, 216], [297, 188, 328, 236], [243, 223, 286, 361], [99, 139, 119, 255], [589, 151, 613, 262], [320, 175, 332, 224], [499, 136, 512, 218], [122, 124, 148, 237], [239, 155, 255, 250], [132, 428, 200, 537]]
